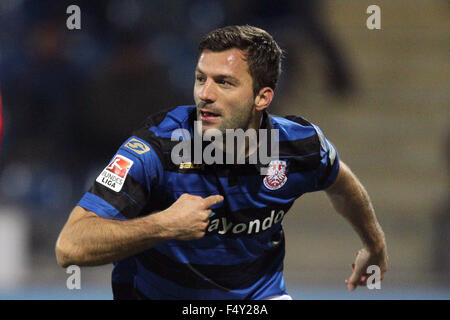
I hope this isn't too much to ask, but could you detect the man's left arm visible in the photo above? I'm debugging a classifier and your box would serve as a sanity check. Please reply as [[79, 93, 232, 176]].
[[325, 160, 388, 291]]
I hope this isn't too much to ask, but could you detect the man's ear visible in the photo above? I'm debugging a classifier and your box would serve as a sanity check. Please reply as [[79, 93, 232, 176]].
[[254, 87, 274, 111]]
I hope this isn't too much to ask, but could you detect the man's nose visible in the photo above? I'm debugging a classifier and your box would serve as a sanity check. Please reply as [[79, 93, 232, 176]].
[[198, 80, 217, 103]]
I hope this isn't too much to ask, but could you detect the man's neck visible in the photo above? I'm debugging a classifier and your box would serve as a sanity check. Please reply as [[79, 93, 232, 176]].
[[222, 111, 265, 163]]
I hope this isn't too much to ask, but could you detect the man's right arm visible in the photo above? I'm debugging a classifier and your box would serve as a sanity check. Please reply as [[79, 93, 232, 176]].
[[55, 194, 223, 267]]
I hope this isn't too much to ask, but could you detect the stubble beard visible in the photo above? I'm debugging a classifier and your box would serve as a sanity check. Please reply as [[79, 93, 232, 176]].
[[216, 104, 255, 158]]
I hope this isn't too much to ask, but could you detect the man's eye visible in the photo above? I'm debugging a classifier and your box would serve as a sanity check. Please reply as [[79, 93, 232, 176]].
[[218, 80, 231, 86], [196, 75, 206, 82]]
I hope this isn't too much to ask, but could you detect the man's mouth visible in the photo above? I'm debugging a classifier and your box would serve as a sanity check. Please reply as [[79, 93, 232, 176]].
[[200, 109, 221, 122]]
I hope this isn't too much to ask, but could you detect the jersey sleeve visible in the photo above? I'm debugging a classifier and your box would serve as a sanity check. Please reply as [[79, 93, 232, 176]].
[[77, 136, 164, 220], [309, 124, 340, 191]]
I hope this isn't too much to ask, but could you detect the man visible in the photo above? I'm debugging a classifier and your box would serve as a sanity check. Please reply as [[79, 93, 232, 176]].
[[56, 25, 387, 299]]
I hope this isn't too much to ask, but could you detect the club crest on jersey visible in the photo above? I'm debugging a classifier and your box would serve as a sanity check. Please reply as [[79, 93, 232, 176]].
[[263, 160, 287, 190], [96, 155, 133, 192]]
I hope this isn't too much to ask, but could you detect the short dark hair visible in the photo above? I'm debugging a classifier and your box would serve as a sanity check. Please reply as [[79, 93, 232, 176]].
[[198, 25, 283, 96]]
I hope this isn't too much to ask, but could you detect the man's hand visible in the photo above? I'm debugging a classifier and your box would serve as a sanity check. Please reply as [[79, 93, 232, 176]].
[[345, 248, 388, 291], [156, 193, 224, 241]]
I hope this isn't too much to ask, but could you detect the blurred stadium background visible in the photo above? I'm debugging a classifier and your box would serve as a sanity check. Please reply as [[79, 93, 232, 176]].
[[0, 0, 448, 299]]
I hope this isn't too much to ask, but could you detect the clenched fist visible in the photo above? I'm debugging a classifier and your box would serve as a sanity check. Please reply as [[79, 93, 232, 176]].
[[156, 193, 224, 241]]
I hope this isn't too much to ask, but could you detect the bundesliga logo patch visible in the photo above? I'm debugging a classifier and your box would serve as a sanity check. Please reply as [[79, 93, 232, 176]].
[[263, 160, 287, 190], [96, 155, 134, 192]]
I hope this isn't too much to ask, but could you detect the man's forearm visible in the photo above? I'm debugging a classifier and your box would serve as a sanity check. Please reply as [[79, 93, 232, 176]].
[[55, 207, 168, 267], [56, 194, 222, 267], [326, 162, 386, 253]]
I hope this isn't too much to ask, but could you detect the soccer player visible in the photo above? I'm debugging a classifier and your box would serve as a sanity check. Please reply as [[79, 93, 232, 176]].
[[55, 25, 387, 299]]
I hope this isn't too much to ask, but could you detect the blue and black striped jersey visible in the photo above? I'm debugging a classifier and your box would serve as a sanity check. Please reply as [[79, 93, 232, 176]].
[[78, 105, 340, 299]]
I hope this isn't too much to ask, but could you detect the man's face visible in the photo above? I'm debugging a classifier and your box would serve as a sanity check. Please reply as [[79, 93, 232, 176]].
[[194, 48, 256, 134]]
